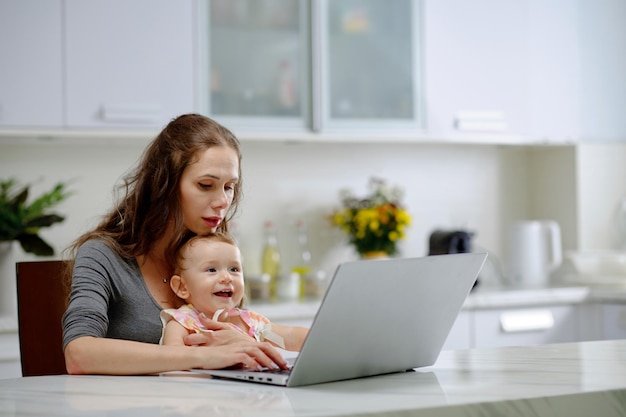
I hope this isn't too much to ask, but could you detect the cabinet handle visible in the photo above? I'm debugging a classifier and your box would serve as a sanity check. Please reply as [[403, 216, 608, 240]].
[[499, 309, 555, 333], [455, 110, 508, 132], [100, 103, 161, 123]]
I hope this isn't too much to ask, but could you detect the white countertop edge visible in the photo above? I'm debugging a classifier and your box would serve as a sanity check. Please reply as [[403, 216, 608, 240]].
[[250, 286, 626, 320]]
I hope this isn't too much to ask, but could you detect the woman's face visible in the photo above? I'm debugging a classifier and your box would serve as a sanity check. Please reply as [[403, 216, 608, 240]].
[[176, 238, 244, 316], [179, 146, 239, 234]]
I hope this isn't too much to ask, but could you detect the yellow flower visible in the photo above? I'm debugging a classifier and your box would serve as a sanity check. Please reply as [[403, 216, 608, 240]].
[[331, 178, 411, 256]]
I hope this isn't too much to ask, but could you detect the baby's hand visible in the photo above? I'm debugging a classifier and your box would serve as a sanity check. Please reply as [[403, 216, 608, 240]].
[[212, 308, 228, 322]]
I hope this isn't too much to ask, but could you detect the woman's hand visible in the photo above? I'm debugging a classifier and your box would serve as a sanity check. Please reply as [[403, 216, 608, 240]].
[[183, 317, 249, 347], [183, 314, 288, 370]]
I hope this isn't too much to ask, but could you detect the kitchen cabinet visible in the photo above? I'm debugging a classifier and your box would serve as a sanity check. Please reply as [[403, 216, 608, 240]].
[[0, 0, 63, 127], [64, 0, 196, 128], [423, 0, 613, 144], [423, 0, 530, 140], [600, 304, 626, 340], [206, 0, 310, 130], [320, 0, 421, 131], [577, 0, 626, 142], [526, 0, 581, 142], [205, 0, 422, 133], [472, 305, 579, 348]]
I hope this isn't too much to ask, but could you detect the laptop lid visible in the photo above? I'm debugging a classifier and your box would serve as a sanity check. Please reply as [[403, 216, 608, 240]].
[[196, 252, 487, 387]]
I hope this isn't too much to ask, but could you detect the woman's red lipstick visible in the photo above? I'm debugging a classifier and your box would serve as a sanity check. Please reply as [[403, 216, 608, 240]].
[[203, 217, 221, 228]]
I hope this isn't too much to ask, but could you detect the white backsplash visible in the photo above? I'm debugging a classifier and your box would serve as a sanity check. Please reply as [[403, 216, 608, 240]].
[[1, 138, 625, 315]]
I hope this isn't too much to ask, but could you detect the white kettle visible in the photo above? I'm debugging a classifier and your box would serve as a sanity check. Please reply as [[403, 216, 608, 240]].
[[507, 220, 562, 288]]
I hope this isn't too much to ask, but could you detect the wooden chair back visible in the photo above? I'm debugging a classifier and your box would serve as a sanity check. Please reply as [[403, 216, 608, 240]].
[[16, 260, 69, 376]]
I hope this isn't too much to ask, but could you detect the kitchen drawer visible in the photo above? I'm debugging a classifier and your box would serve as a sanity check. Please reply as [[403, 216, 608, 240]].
[[601, 304, 626, 340], [473, 305, 578, 348]]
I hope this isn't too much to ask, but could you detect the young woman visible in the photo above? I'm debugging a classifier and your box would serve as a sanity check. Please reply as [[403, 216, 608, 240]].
[[62, 114, 288, 375]]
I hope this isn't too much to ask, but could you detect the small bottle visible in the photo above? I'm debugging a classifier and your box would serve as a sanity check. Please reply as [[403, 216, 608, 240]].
[[261, 221, 281, 301], [292, 220, 312, 275], [290, 220, 316, 301]]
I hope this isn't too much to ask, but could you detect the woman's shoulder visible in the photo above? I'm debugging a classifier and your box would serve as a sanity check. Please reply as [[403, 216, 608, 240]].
[[77, 238, 122, 259], [76, 238, 134, 270]]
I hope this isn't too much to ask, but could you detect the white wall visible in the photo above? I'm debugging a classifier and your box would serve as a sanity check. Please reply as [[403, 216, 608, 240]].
[[0, 137, 537, 316], [2, 137, 625, 317], [577, 144, 626, 250]]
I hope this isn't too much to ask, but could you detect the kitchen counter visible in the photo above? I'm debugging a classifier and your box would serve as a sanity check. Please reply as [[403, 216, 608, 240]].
[[250, 284, 626, 322], [1, 339, 625, 416], [2, 285, 626, 380]]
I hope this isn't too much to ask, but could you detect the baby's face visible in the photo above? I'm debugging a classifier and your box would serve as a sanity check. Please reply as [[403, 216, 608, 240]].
[[179, 239, 244, 316]]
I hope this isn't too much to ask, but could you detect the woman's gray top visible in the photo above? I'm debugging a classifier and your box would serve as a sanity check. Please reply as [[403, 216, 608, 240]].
[[62, 239, 163, 349]]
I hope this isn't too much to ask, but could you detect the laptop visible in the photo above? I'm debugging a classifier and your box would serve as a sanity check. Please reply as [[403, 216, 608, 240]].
[[193, 252, 487, 387]]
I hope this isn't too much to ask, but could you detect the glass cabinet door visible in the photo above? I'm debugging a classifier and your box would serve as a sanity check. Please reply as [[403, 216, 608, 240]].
[[206, 0, 310, 129], [321, 0, 422, 130]]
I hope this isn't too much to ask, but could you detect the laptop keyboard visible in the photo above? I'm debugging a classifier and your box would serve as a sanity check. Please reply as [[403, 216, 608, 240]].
[[262, 367, 291, 375]]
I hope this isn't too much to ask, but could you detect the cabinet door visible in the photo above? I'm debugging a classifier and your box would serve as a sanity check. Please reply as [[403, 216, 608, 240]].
[[473, 306, 578, 348], [526, 0, 581, 142], [0, 0, 63, 127], [65, 0, 196, 128], [423, 0, 529, 139], [321, 0, 421, 131], [206, 0, 310, 130], [601, 304, 626, 340], [578, 0, 626, 142]]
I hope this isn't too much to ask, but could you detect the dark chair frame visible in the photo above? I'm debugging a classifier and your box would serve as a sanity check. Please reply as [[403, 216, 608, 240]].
[[16, 260, 68, 376]]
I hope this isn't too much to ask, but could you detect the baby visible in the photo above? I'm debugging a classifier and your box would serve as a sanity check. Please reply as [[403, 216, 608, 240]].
[[160, 233, 308, 352]]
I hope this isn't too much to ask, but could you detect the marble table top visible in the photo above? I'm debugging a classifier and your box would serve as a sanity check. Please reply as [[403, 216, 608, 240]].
[[1, 339, 625, 417]]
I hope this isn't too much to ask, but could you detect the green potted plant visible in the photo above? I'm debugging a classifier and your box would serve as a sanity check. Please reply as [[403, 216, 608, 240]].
[[0, 178, 72, 256]]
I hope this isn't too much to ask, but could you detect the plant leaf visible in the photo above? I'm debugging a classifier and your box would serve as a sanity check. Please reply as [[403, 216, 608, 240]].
[[24, 214, 65, 229], [16, 233, 55, 256], [24, 182, 72, 221], [9, 186, 28, 211]]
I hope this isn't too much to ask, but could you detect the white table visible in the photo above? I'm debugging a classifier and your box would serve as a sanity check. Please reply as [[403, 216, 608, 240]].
[[1, 339, 625, 416]]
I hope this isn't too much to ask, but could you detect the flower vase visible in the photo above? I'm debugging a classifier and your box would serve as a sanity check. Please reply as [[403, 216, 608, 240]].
[[361, 251, 389, 260]]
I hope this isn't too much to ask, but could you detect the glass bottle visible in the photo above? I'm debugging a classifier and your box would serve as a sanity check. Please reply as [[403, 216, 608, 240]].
[[261, 220, 281, 301], [291, 220, 320, 301], [291, 220, 312, 277]]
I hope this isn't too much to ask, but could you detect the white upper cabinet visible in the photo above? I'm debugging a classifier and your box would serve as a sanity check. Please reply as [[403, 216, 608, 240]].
[[0, 0, 63, 127], [204, 0, 423, 134], [64, 0, 197, 128], [205, 0, 310, 130], [526, 0, 581, 142], [578, 0, 626, 142], [423, 0, 530, 141], [320, 0, 422, 132], [1, 0, 624, 142]]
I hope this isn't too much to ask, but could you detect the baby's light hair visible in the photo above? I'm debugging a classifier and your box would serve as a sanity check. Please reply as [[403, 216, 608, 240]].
[[173, 232, 246, 308], [173, 232, 237, 274]]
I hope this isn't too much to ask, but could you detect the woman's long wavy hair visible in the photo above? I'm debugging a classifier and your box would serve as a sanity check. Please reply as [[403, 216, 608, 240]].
[[63, 114, 242, 284]]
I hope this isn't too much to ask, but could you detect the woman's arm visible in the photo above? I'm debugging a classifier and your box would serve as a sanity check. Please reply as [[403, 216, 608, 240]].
[[269, 323, 309, 352], [63, 241, 289, 374], [64, 335, 288, 375]]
